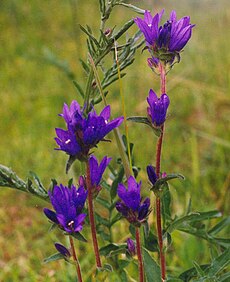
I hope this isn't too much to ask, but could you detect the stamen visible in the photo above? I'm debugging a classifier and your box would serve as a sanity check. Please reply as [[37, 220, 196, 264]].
[[65, 139, 71, 144], [68, 220, 74, 227]]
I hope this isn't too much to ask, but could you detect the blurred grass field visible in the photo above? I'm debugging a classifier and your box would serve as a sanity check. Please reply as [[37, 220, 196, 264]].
[[0, 0, 230, 281]]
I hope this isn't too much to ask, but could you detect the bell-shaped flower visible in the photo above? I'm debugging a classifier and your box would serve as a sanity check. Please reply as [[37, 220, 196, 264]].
[[116, 176, 151, 227], [147, 89, 170, 127], [44, 184, 88, 233]]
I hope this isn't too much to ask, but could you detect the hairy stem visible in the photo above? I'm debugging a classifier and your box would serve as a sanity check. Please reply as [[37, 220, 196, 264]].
[[135, 228, 144, 282], [155, 61, 166, 281], [86, 161, 102, 268], [69, 236, 83, 282]]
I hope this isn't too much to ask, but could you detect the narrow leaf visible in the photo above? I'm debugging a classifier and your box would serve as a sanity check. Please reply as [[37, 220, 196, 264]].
[[205, 247, 230, 277], [44, 252, 65, 263], [73, 80, 84, 98], [208, 216, 230, 236]]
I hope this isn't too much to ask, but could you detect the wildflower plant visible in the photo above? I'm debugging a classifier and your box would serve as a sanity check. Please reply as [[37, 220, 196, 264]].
[[0, 1, 229, 282]]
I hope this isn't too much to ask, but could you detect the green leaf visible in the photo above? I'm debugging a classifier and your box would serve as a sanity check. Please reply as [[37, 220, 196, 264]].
[[113, 19, 134, 41], [205, 247, 230, 277], [95, 213, 110, 227], [29, 171, 47, 194], [144, 230, 158, 252], [0, 164, 27, 191], [79, 25, 100, 49], [143, 248, 161, 282], [73, 80, 84, 98], [116, 3, 145, 14], [117, 259, 130, 269], [96, 196, 111, 210], [167, 211, 222, 233], [127, 116, 162, 137], [161, 182, 172, 228], [219, 272, 230, 282], [100, 243, 126, 257], [69, 232, 87, 243], [208, 216, 230, 236], [153, 173, 185, 192], [193, 261, 206, 277], [43, 252, 66, 263], [110, 166, 124, 200], [179, 265, 210, 281]]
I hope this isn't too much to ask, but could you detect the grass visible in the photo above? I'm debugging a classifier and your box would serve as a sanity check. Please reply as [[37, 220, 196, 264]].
[[0, 0, 229, 280]]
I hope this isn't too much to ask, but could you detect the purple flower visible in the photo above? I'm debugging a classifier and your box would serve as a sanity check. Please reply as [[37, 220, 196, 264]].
[[147, 165, 157, 185], [88, 155, 111, 197], [55, 101, 123, 161], [116, 176, 150, 226], [134, 10, 194, 62], [147, 89, 170, 127], [55, 243, 71, 258], [127, 238, 136, 256], [44, 184, 87, 233]]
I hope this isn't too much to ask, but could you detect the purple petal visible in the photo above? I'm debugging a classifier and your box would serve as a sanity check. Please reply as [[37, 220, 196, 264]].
[[43, 208, 59, 224]]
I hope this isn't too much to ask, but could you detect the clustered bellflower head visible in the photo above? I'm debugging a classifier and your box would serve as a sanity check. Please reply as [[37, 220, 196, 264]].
[[55, 100, 123, 167], [134, 10, 194, 66], [80, 155, 111, 198], [147, 89, 170, 127], [116, 176, 151, 227], [44, 184, 88, 233]]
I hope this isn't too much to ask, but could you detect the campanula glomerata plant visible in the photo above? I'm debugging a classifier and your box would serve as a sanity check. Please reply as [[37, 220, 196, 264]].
[[1, 1, 229, 282]]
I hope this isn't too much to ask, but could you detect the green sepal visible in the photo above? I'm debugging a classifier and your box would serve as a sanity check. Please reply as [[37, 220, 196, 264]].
[[127, 116, 162, 137], [43, 252, 67, 264]]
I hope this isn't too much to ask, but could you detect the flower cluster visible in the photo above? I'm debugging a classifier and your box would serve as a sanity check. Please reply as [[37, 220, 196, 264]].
[[55, 101, 123, 162], [116, 176, 151, 227], [44, 184, 87, 233], [134, 10, 194, 65], [147, 89, 170, 127]]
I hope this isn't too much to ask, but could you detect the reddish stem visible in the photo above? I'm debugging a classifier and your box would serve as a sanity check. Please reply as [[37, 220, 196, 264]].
[[135, 228, 144, 282], [86, 161, 102, 268], [69, 236, 83, 282], [155, 61, 166, 281]]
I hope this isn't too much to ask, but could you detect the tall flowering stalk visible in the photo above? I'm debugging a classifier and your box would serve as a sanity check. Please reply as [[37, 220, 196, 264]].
[[135, 9, 194, 281], [55, 100, 123, 268], [116, 176, 151, 282], [85, 155, 111, 268]]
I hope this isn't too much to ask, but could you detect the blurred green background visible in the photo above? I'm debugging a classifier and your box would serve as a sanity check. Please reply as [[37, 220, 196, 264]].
[[0, 0, 229, 281]]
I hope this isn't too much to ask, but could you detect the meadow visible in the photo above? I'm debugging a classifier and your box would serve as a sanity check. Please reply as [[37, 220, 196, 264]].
[[0, 0, 229, 281]]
